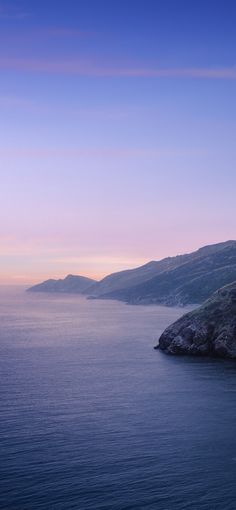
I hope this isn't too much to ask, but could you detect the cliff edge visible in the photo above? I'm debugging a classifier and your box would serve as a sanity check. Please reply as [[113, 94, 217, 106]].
[[155, 282, 236, 359]]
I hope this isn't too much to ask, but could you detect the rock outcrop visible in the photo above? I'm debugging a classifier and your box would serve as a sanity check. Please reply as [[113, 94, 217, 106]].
[[155, 282, 236, 359]]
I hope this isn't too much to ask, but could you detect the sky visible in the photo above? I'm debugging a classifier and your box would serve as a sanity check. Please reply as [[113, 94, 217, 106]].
[[0, 0, 236, 284]]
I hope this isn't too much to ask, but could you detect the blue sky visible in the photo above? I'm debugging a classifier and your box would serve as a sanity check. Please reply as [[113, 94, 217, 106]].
[[0, 0, 235, 283]]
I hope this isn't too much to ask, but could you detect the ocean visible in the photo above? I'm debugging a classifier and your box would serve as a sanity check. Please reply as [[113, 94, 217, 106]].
[[1, 287, 236, 510]]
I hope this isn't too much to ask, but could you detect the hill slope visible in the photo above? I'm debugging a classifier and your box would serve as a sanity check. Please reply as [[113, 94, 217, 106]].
[[86, 257, 187, 297], [28, 274, 96, 294], [27, 241, 236, 305], [94, 241, 236, 305], [86, 241, 236, 299]]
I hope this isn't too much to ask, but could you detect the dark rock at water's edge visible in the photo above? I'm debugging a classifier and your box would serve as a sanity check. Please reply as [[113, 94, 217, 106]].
[[155, 282, 236, 359], [27, 274, 96, 294]]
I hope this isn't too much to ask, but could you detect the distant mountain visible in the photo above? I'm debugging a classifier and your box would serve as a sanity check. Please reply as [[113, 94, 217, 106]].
[[85, 258, 188, 297], [155, 281, 236, 358], [86, 241, 234, 298], [89, 240, 236, 306], [27, 274, 96, 294], [27, 241, 236, 306]]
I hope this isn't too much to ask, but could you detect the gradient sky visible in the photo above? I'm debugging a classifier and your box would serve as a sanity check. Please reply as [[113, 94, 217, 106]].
[[0, 0, 236, 283]]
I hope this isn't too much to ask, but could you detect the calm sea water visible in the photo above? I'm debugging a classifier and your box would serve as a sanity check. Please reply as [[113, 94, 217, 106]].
[[1, 287, 236, 510]]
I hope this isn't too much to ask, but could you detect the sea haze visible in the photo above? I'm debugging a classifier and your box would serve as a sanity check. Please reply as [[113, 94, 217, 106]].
[[1, 288, 236, 510]]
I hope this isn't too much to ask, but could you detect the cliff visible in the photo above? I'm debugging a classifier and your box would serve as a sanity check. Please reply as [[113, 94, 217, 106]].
[[155, 282, 236, 359]]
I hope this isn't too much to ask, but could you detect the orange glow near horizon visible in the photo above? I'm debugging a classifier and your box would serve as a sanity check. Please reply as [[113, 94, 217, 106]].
[[1, 236, 236, 286], [0, 257, 150, 285], [0, 2, 236, 288]]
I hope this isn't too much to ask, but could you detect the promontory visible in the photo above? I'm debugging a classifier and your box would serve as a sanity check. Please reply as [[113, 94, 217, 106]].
[[155, 282, 236, 359]]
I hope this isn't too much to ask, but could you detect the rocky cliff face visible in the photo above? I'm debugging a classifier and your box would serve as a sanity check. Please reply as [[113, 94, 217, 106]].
[[155, 282, 236, 359]]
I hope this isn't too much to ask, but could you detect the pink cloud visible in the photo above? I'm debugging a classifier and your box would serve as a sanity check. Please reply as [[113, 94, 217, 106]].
[[0, 147, 205, 160], [0, 56, 236, 79], [43, 27, 95, 38], [0, 27, 95, 41]]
